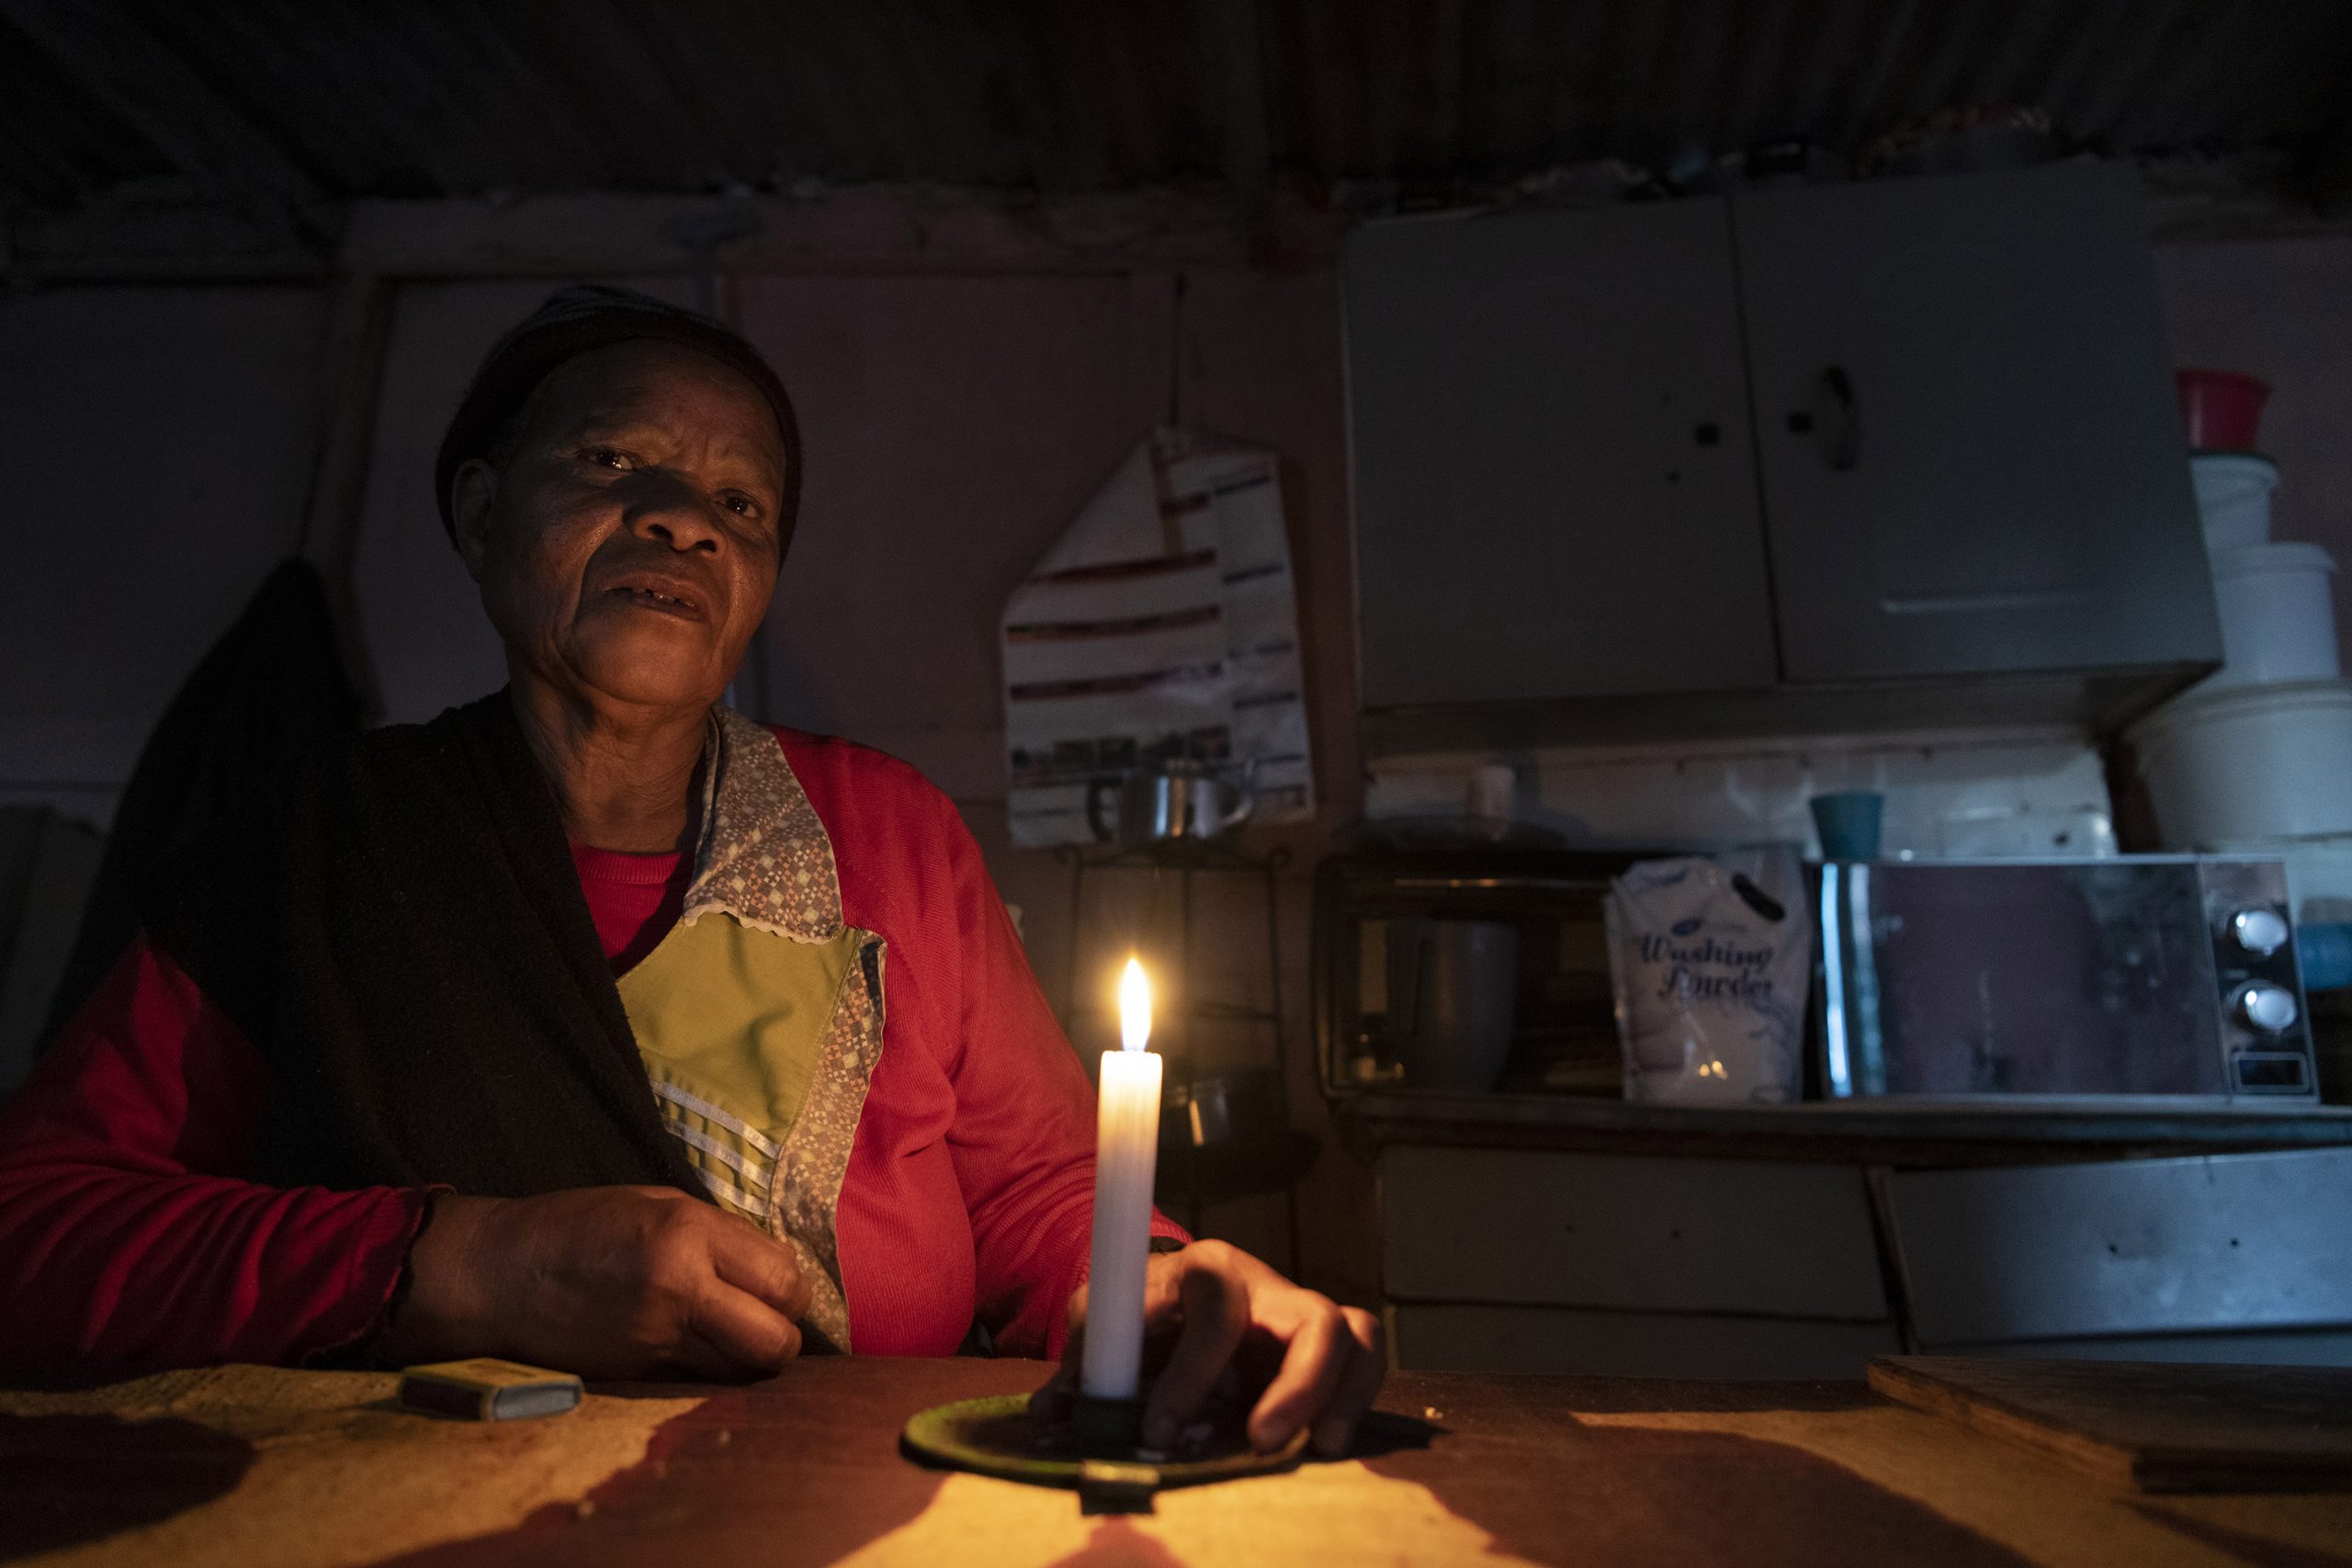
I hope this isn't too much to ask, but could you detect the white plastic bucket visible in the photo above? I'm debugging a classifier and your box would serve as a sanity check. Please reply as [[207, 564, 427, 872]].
[[2205, 831, 2352, 925], [2191, 453, 2278, 550], [2130, 678, 2352, 848], [2203, 540, 2339, 691]]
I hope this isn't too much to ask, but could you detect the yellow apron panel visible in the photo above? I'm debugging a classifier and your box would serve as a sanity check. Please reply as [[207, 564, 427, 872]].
[[616, 912, 864, 1226]]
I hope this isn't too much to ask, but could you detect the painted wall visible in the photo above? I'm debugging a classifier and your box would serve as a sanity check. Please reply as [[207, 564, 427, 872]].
[[0, 285, 328, 824]]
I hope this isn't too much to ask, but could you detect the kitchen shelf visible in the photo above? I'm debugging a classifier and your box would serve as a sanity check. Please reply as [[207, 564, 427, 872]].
[[1338, 1090, 2352, 1168]]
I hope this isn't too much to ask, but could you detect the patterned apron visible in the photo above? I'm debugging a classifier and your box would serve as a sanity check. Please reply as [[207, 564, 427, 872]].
[[613, 708, 884, 1353]]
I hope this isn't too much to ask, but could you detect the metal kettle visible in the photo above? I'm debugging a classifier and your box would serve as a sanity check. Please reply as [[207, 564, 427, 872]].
[[1087, 758, 1256, 849]]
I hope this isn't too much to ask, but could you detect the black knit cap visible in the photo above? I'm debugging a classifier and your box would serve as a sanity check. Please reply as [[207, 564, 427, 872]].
[[433, 284, 802, 554]]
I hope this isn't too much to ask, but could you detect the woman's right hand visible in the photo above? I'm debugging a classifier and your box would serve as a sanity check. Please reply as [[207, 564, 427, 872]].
[[377, 1185, 811, 1379]]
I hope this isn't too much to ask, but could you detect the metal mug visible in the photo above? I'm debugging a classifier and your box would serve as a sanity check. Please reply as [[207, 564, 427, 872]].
[[1386, 918, 1519, 1091], [1087, 759, 1256, 850]]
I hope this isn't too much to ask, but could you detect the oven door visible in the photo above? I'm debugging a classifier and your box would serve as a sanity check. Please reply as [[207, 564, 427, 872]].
[[1815, 859, 2238, 1100], [1313, 847, 1653, 1098]]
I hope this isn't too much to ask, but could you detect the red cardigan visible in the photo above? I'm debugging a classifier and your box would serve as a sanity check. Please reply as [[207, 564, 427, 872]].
[[0, 728, 1179, 1372]]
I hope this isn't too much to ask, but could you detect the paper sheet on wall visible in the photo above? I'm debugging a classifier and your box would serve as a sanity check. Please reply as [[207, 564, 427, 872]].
[[1001, 429, 1314, 847]]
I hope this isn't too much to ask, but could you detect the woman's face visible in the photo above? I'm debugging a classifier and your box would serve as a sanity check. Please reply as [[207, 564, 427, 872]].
[[450, 339, 789, 718]]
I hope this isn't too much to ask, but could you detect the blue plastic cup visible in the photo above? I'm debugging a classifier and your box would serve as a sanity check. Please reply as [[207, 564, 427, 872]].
[[2299, 922, 2352, 992], [1810, 791, 1884, 861]]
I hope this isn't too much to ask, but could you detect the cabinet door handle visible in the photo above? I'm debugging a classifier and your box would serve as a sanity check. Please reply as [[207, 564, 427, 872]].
[[1817, 365, 1860, 471]]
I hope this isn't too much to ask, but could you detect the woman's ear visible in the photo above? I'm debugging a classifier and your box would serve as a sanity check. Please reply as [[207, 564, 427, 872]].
[[449, 458, 498, 582]]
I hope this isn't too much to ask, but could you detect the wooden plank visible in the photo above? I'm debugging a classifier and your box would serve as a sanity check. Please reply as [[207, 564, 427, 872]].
[[1381, 1146, 1890, 1319], [296, 273, 397, 722], [337, 189, 1345, 279], [1870, 1354, 2352, 1495], [1953, 1327, 2352, 1370], [1204, 0, 1272, 235]]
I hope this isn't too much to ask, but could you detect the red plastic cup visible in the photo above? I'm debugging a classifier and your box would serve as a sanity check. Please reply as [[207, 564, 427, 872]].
[[2176, 368, 2270, 451]]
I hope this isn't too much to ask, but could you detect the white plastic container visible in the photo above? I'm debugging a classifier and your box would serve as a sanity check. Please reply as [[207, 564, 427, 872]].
[[2204, 540, 2339, 691], [2206, 831, 2352, 924], [2130, 678, 2352, 848], [2191, 453, 2279, 550]]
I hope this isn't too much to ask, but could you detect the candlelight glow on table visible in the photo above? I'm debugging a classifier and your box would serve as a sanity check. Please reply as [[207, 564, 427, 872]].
[[1080, 956, 1163, 1408]]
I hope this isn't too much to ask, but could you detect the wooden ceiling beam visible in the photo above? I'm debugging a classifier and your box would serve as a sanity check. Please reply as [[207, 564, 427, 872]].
[[1209, 0, 1273, 219], [2292, 68, 2352, 217], [336, 186, 1346, 281], [0, 0, 329, 249]]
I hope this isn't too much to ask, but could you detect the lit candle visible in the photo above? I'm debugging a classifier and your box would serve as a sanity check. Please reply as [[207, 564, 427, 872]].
[[1080, 956, 1164, 1403]]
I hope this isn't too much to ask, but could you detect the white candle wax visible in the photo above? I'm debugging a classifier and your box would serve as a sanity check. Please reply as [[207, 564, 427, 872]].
[[1080, 961, 1163, 1402]]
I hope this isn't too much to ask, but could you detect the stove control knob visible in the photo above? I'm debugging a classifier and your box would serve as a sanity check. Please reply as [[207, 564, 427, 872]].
[[2233, 982, 2300, 1036], [2224, 907, 2291, 959]]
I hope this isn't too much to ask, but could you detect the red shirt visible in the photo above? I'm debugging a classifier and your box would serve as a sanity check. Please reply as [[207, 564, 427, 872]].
[[0, 728, 1179, 1372]]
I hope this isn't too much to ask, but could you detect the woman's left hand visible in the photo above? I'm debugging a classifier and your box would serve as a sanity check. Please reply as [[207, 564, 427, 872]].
[[1034, 1240, 1385, 1457]]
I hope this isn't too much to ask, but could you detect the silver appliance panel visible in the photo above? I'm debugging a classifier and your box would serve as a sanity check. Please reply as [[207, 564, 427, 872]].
[[1817, 856, 2315, 1104]]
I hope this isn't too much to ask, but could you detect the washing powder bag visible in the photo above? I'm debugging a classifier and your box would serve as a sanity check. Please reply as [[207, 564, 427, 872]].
[[1606, 850, 1810, 1105]]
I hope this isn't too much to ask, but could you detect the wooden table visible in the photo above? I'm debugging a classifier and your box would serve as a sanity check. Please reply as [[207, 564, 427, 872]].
[[5, 1358, 2348, 1567]]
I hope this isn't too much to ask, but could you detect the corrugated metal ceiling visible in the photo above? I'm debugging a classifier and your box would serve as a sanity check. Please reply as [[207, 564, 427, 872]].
[[4, 0, 2350, 213]]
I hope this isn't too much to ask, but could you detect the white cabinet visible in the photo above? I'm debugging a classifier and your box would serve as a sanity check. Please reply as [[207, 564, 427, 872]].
[[1738, 164, 2216, 683], [1348, 199, 1777, 709], [1344, 163, 2220, 751]]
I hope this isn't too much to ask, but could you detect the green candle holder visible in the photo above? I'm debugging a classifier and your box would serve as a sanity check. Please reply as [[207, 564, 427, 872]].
[[1070, 1394, 1146, 1456], [900, 1390, 1308, 1513]]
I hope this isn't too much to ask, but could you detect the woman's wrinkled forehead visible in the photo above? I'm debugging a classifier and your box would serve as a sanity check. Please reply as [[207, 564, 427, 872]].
[[509, 339, 792, 490]]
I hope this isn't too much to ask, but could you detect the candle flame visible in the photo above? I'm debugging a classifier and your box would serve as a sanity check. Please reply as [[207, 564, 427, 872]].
[[1119, 956, 1152, 1053]]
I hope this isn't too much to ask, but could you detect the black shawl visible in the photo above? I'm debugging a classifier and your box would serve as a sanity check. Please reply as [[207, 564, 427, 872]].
[[48, 559, 360, 1047], [144, 691, 704, 1199]]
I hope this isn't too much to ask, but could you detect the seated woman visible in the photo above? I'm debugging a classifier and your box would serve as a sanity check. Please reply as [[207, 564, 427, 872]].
[[0, 286, 1381, 1456]]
